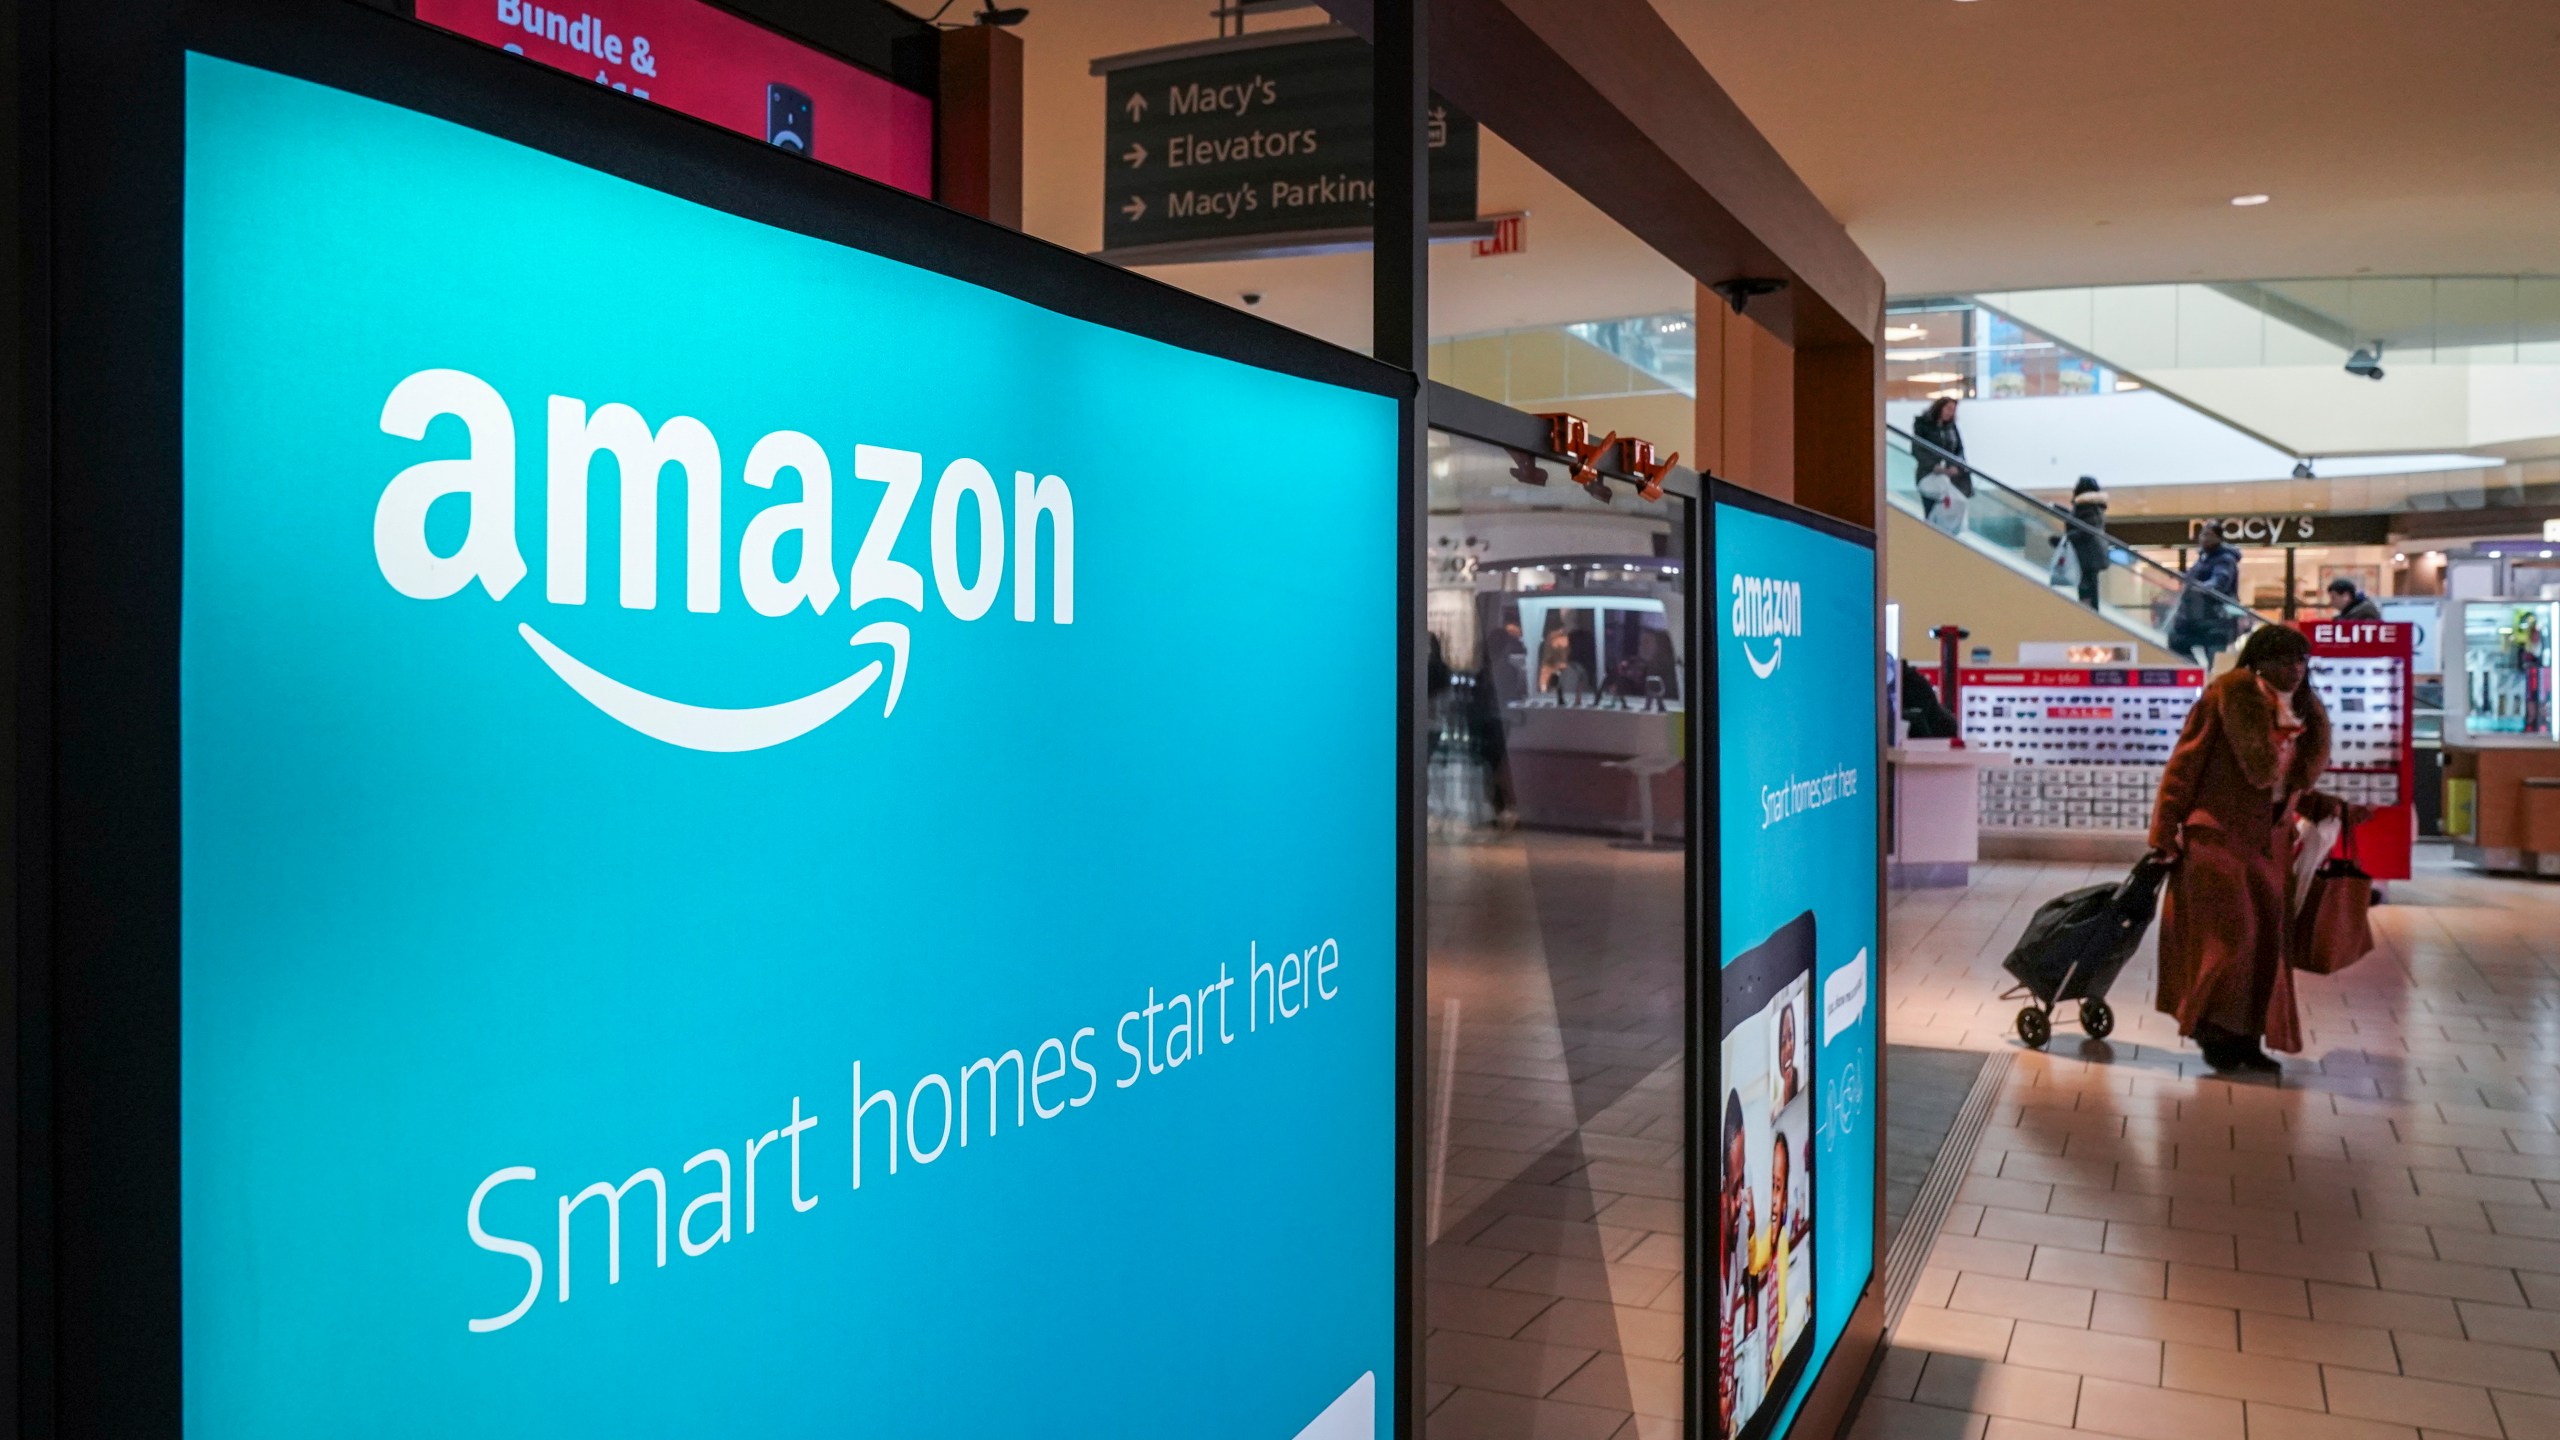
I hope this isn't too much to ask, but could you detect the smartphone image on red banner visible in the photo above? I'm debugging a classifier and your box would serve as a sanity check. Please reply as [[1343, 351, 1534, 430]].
[[766, 82, 811, 152]]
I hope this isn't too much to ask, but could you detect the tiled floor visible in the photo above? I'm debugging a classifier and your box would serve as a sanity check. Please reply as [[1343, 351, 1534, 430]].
[[1856, 846, 2560, 1440], [1422, 834, 1687, 1440]]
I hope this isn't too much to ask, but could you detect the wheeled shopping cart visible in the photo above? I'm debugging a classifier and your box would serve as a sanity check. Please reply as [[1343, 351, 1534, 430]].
[[1998, 855, 2172, 1049]]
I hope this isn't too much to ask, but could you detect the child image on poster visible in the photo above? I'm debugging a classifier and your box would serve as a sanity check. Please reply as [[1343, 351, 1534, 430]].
[[1719, 913, 1817, 1440]]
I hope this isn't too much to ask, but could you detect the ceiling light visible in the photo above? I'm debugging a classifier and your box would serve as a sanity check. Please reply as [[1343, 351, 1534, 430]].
[[2114, 379, 2142, 391], [2230, 194, 2270, 207], [1883, 324, 1927, 342], [1926, 388, 1963, 399], [1905, 371, 1962, 384]]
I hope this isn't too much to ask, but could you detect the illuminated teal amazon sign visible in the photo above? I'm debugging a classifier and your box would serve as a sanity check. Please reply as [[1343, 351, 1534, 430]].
[[182, 53, 1397, 1438]]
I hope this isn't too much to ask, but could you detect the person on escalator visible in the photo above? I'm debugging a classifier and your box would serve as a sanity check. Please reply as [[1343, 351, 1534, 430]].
[[1913, 397, 1972, 537], [2067, 476, 2111, 610], [2165, 522, 2244, 668]]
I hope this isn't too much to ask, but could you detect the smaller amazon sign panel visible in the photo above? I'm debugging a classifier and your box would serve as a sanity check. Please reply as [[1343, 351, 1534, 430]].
[[1713, 497, 1880, 1440], [183, 55, 1395, 1437]]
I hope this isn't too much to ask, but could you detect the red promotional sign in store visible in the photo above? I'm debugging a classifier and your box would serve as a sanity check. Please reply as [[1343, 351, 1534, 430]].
[[416, 0, 934, 196], [2298, 620, 2416, 881]]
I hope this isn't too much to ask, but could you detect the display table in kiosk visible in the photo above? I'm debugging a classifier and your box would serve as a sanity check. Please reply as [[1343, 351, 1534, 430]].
[[1890, 742, 2011, 887]]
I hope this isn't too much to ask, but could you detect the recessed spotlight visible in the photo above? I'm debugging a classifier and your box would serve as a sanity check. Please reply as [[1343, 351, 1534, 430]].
[[2231, 194, 2271, 207]]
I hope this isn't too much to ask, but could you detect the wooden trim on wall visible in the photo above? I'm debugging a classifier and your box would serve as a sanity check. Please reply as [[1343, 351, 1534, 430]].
[[934, 23, 1022, 228], [1795, 335, 1881, 530], [1694, 292, 1804, 508]]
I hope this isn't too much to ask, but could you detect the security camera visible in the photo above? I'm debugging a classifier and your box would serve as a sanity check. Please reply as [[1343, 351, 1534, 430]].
[[1710, 277, 1787, 315], [2345, 342, 2385, 381], [1241, 292, 1264, 308]]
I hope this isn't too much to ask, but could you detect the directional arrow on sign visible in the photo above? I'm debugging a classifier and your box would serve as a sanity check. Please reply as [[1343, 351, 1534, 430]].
[[1123, 91, 1149, 122], [1122, 142, 1148, 169], [1120, 195, 1147, 221]]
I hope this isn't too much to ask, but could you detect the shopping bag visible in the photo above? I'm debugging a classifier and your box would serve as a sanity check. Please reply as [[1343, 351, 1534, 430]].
[[2291, 815, 2341, 917], [2048, 542, 2081, 588], [2291, 841, 2375, 976]]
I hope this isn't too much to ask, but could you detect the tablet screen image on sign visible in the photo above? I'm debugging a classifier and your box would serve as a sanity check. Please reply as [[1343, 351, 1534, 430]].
[[1719, 910, 1817, 1440]]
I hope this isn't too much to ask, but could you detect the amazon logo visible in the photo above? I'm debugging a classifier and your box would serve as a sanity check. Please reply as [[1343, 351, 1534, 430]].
[[1730, 573, 1801, 680], [371, 368, 1072, 751]]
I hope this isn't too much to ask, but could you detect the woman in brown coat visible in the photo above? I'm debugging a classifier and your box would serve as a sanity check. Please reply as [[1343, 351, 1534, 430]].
[[2149, 625, 2359, 1072]]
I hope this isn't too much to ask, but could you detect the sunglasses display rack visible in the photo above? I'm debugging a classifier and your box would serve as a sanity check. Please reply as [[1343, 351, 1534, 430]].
[[2301, 619, 2416, 880], [1918, 666, 2206, 836]]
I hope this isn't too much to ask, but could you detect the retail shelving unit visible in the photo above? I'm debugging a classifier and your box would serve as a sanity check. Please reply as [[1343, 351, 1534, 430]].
[[1923, 666, 2205, 842]]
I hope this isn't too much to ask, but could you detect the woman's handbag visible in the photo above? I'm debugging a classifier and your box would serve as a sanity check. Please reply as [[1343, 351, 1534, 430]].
[[2291, 828, 2375, 976]]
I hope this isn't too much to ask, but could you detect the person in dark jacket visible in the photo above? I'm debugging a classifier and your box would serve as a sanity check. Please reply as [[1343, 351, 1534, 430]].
[[2065, 476, 2110, 610], [1912, 397, 1971, 536], [2325, 577, 2382, 622], [1900, 660, 1960, 738], [2166, 522, 2245, 667]]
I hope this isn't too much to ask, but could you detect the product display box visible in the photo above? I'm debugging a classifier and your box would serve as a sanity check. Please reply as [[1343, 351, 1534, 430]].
[[1917, 666, 2204, 837]]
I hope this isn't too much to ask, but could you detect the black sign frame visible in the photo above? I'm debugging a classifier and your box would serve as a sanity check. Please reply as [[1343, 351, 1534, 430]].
[[1094, 25, 1479, 259], [9, 0, 1419, 1431], [1686, 481, 1891, 1440]]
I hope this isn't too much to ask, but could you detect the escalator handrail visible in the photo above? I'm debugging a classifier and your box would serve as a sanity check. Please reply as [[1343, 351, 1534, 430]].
[[1893, 425, 2261, 630]]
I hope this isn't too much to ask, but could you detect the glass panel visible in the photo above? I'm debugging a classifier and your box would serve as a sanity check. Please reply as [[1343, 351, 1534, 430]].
[[2173, 284, 2267, 368], [1430, 115, 1697, 458], [1885, 306, 1971, 403], [1424, 428, 1687, 1439]]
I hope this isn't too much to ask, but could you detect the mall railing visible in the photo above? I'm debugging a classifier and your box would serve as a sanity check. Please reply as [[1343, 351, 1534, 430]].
[[1888, 426, 2262, 663]]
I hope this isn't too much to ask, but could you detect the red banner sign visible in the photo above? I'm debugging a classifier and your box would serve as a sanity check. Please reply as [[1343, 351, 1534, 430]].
[[416, 0, 934, 195], [1922, 666, 2207, 689]]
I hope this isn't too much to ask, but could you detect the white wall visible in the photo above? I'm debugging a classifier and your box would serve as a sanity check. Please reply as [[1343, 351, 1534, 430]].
[[1889, 391, 2292, 490], [1889, 389, 2507, 493]]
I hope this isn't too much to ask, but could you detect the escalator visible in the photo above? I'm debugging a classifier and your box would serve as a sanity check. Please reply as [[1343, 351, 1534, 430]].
[[1887, 427, 2261, 662]]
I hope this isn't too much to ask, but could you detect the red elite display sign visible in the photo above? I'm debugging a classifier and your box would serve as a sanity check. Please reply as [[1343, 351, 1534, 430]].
[[415, 0, 934, 195], [2300, 620, 2416, 881]]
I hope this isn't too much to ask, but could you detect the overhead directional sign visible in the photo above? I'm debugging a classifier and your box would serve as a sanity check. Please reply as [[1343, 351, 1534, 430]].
[[1096, 28, 1478, 258]]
